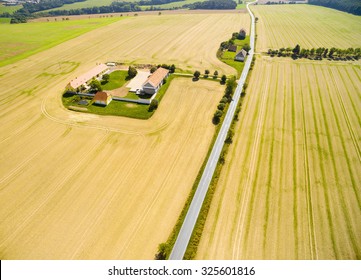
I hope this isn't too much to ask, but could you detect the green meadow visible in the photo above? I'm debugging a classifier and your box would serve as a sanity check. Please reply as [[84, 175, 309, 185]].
[[0, 17, 122, 67]]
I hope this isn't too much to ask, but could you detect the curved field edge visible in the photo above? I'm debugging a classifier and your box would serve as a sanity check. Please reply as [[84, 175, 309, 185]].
[[196, 57, 361, 260]]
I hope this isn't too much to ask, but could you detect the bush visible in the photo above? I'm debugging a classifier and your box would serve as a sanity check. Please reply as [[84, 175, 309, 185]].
[[220, 75, 227, 84], [148, 99, 159, 112], [193, 70, 201, 80], [128, 66, 137, 79], [217, 103, 225, 111]]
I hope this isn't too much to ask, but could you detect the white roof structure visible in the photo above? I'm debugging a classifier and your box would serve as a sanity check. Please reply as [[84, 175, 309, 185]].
[[69, 64, 108, 89]]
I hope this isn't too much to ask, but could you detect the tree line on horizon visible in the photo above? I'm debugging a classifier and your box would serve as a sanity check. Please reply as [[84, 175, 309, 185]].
[[309, 0, 361, 16]]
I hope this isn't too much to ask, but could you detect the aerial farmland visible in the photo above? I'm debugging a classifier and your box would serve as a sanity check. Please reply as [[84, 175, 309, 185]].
[[196, 3, 361, 260], [0, 0, 360, 262]]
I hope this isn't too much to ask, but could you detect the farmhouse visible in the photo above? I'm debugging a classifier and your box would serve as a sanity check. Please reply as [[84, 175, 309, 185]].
[[67, 64, 109, 91], [93, 91, 112, 106], [239, 28, 246, 39], [235, 49, 247, 62], [142, 67, 169, 95], [228, 45, 237, 52]]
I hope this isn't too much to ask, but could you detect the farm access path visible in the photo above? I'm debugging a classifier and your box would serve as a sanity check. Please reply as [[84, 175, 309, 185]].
[[169, 0, 257, 260]]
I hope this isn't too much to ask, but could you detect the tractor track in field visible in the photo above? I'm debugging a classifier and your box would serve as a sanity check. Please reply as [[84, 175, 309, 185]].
[[232, 61, 271, 260], [299, 65, 318, 260]]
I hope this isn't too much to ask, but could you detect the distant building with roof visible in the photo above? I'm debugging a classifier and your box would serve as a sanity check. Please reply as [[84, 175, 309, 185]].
[[92, 91, 112, 106], [228, 45, 237, 52], [235, 49, 247, 62], [142, 67, 169, 95], [67, 64, 108, 91]]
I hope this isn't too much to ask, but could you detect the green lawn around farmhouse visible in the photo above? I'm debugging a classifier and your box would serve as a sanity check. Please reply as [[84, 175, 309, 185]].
[[63, 74, 175, 119], [0, 17, 122, 67], [101, 70, 128, 90]]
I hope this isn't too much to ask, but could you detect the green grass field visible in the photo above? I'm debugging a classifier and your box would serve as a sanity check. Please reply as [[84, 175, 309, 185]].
[[0, 4, 21, 14], [0, 17, 122, 67], [0, 17, 10, 24], [101, 70, 128, 90]]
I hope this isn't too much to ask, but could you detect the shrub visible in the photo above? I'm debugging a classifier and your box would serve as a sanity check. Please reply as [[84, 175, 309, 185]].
[[148, 99, 159, 112]]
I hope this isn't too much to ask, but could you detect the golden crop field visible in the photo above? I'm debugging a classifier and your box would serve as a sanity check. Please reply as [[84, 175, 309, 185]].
[[253, 4, 361, 52], [197, 57, 361, 259], [0, 12, 235, 259]]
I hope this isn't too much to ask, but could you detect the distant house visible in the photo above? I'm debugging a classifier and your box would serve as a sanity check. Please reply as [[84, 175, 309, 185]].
[[142, 67, 169, 95], [228, 45, 237, 52], [93, 91, 112, 106], [235, 49, 247, 62], [106, 62, 116, 67], [67, 64, 108, 91], [238, 28, 246, 39]]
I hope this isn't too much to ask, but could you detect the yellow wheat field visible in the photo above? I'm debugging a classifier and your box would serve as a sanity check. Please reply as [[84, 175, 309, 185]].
[[197, 57, 361, 259], [253, 4, 361, 52], [0, 12, 238, 259]]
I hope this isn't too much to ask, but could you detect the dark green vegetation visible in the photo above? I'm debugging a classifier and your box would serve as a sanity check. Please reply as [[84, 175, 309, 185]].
[[185, 0, 237, 9], [268, 45, 361, 60], [185, 0, 236, 9], [0, 17, 121, 67], [309, 0, 361, 16], [62, 74, 174, 119]]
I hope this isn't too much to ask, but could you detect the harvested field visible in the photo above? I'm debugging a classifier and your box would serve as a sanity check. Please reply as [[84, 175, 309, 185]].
[[0, 74, 224, 259], [197, 57, 361, 259], [253, 4, 361, 52], [0, 12, 229, 257], [13, 12, 249, 74]]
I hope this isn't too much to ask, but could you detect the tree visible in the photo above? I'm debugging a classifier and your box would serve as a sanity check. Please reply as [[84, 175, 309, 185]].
[[292, 44, 300, 55], [213, 70, 218, 79], [204, 69, 210, 78], [102, 74, 110, 83], [221, 75, 227, 84], [213, 110, 223, 125], [150, 66, 157, 73], [193, 70, 201, 80], [128, 66, 137, 79], [169, 64, 176, 73], [243, 43, 251, 54], [89, 79, 102, 92], [148, 99, 159, 112], [218, 103, 225, 111], [155, 243, 170, 260]]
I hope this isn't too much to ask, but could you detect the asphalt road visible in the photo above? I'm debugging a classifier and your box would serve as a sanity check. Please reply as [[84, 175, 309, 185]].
[[169, 1, 257, 260]]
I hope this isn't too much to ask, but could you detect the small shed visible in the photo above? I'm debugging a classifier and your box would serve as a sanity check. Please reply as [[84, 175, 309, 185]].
[[235, 49, 247, 62], [93, 91, 112, 106], [228, 45, 237, 52]]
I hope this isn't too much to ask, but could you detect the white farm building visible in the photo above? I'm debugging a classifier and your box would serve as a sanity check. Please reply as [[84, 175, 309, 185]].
[[142, 67, 169, 95], [67, 64, 109, 91]]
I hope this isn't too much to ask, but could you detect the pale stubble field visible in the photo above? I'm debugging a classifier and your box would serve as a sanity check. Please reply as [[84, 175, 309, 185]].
[[0, 12, 249, 259], [197, 57, 361, 259]]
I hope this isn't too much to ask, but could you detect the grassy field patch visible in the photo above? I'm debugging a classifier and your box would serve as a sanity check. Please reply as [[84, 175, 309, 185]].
[[101, 70, 128, 90], [0, 17, 122, 67]]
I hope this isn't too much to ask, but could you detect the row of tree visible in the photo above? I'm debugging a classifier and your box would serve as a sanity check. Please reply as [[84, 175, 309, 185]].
[[213, 76, 237, 125], [309, 0, 361, 16], [42, 2, 142, 17], [267, 45, 361, 60], [184, 0, 237, 10], [6, 0, 183, 23]]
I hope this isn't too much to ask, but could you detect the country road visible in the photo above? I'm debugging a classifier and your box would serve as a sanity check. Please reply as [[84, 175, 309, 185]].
[[169, 0, 258, 260]]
